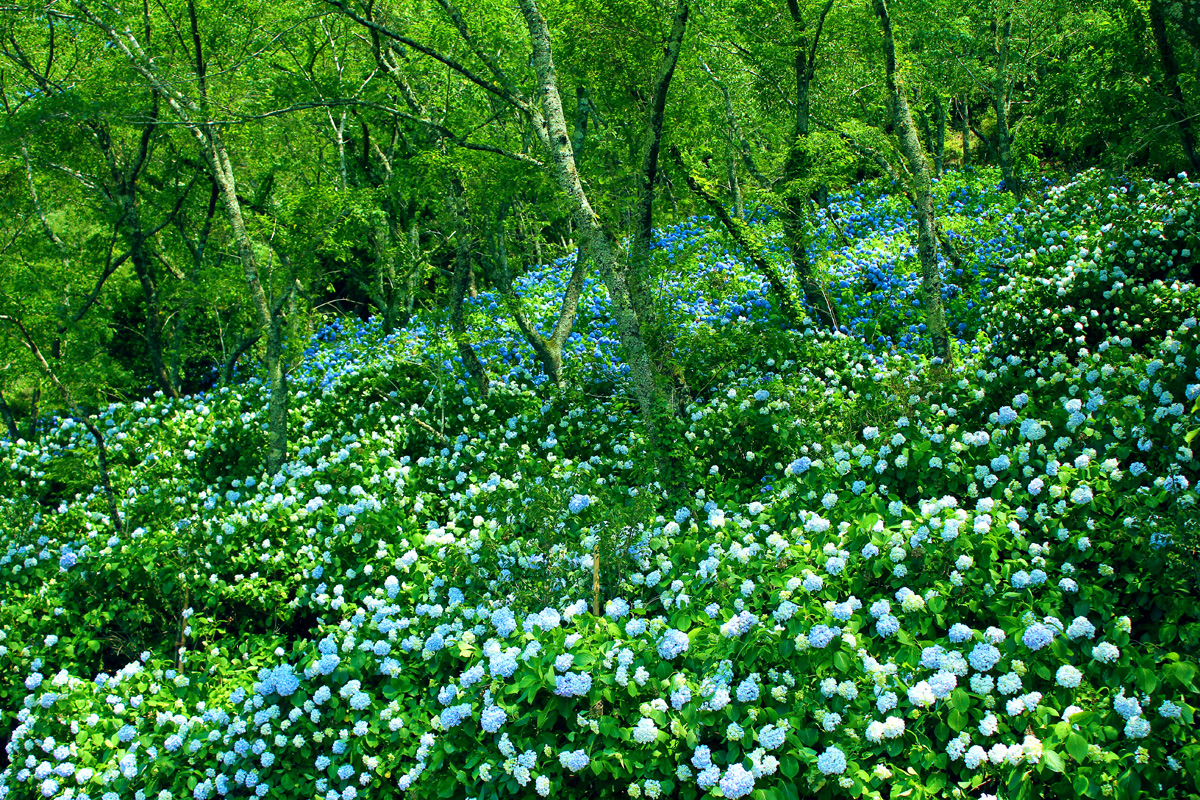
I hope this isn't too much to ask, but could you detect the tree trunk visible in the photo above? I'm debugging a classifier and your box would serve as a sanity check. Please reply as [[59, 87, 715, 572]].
[[918, 106, 933, 155], [961, 95, 971, 169], [1150, 0, 1200, 174], [405, 218, 421, 320], [781, 0, 839, 331], [26, 388, 39, 440], [993, 12, 1021, 197], [208, 133, 290, 473], [876, 0, 951, 365], [933, 94, 946, 176], [449, 178, 489, 397], [626, 0, 690, 406], [83, 417, 124, 532], [264, 311, 288, 473], [0, 389, 19, 441], [518, 0, 676, 484], [489, 220, 586, 387], [729, 149, 744, 220], [220, 333, 260, 387], [127, 226, 178, 398], [673, 147, 803, 326], [374, 215, 398, 333]]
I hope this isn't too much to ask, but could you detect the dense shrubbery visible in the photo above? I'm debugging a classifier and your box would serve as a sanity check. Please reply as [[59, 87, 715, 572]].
[[0, 170, 1198, 800]]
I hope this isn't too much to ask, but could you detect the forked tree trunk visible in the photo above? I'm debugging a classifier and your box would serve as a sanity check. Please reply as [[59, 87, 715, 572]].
[[518, 0, 677, 484], [77, 3, 293, 475], [876, 0, 952, 365], [780, 0, 839, 330], [490, 220, 588, 387]]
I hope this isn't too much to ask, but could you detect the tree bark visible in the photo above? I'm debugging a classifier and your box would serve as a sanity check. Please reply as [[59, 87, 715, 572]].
[[933, 93, 946, 176], [960, 95, 971, 169], [993, 12, 1021, 197], [0, 389, 19, 441], [518, 0, 676, 484], [626, 0, 690, 406], [673, 147, 804, 326], [449, 177, 489, 397], [876, 0, 952, 365], [780, 0, 838, 331]]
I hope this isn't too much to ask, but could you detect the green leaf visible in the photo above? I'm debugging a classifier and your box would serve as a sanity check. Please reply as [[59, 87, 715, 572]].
[[1042, 748, 1066, 773], [1066, 733, 1089, 762], [1166, 661, 1197, 689]]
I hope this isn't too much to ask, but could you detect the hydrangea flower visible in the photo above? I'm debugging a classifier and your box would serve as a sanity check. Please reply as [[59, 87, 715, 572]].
[[816, 746, 847, 775]]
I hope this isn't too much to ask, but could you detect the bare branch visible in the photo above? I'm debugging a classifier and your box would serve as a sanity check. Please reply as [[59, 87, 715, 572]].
[[323, 0, 529, 114]]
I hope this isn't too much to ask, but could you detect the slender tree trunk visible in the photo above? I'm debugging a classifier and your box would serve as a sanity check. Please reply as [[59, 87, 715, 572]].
[[368, 209, 407, 333], [729, 149, 744, 220], [626, 0, 690, 405], [993, 12, 1021, 197], [781, 0, 839, 331], [449, 177, 489, 397], [126, 218, 178, 398], [220, 333, 260, 387], [876, 0, 951, 365], [780, 58, 816, 303], [264, 312, 288, 470], [673, 147, 803, 326], [0, 390, 19, 440], [933, 94, 946, 176], [1150, 0, 1200, 174], [518, 0, 678, 485], [82, 417, 123, 531], [26, 389, 39, 440], [208, 134, 290, 473], [961, 96, 971, 169], [918, 106, 933, 155], [405, 218, 421, 320]]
